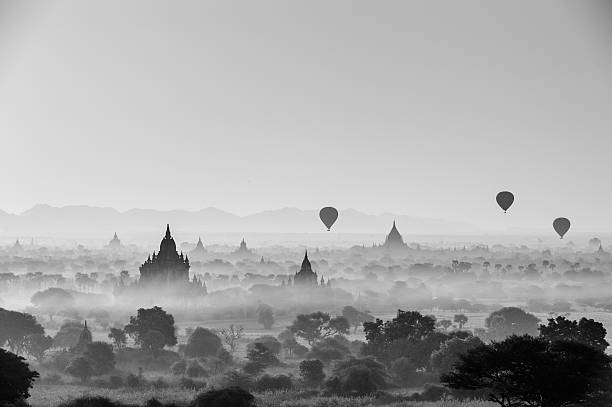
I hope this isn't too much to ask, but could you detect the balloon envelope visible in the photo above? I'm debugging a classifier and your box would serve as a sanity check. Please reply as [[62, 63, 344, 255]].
[[496, 191, 514, 213], [553, 217, 571, 239], [319, 207, 338, 231]]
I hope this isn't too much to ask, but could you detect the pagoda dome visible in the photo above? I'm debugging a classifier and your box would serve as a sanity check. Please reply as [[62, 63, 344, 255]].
[[159, 224, 177, 253]]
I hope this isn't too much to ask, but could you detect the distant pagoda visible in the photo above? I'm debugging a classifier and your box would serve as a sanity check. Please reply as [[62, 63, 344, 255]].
[[382, 221, 408, 250], [108, 232, 122, 249], [293, 251, 318, 286], [139, 225, 190, 283], [234, 238, 252, 256], [190, 236, 207, 255]]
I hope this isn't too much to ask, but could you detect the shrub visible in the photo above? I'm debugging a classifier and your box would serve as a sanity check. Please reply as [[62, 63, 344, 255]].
[[56, 396, 131, 407], [192, 387, 256, 407], [108, 375, 124, 388], [246, 336, 281, 355], [293, 343, 309, 358], [255, 374, 293, 391], [306, 338, 350, 363], [125, 373, 141, 388], [299, 359, 325, 386], [65, 356, 94, 383], [325, 357, 387, 396], [409, 383, 449, 401], [243, 360, 265, 375], [184, 327, 222, 358], [84, 341, 116, 375], [389, 357, 419, 386]]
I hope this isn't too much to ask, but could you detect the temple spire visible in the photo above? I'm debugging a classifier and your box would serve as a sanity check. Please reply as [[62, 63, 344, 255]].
[[165, 224, 171, 239]]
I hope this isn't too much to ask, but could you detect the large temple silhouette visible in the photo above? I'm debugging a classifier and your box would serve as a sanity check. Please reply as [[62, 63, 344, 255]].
[[139, 224, 191, 283], [108, 232, 122, 249], [382, 221, 408, 250], [293, 251, 318, 286]]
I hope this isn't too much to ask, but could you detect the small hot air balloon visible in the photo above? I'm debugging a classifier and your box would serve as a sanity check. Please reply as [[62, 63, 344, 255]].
[[496, 191, 514, 213], [553, 217, 571, 239], [319, 207, 338, 231]]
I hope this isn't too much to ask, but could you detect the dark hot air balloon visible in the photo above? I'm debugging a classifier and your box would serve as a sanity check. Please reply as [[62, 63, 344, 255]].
[[553, 217, 571, 239], [496, 191, 514, 213], [319, 207, 338, 231]]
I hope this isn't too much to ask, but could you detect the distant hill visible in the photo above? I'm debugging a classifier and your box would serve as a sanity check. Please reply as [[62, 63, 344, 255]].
[[0, 204, 481, 237]]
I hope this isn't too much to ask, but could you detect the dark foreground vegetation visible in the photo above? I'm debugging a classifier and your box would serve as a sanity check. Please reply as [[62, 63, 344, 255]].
[[2, 302, 612, 407]]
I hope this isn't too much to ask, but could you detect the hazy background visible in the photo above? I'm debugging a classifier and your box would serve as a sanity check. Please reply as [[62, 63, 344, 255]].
[[1, 0, 611, 234]]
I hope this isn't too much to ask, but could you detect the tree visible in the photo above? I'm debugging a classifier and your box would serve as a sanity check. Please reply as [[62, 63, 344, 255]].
[[437, 319, 452, 331], [442, 335, 612, 407], [342, 306, 375, 333], [30, 287, 75, 320], [108, 327, 127, 349], [325, 357, 388, 396], [362, 310, 436, 359], [184, 327, 222, 358], [256, 304, 274, 329], [219, 324, 244, 355], [485, 307, 539, 341], [66, 356, 95, 383], [454, 314, 468, 330], [0, 348, 39, 404], [430, 336, 483, 376], [247, 342, 279, 366], [278, 329, 298, 357], [124, 306, 177, 348], [246, 336, 281, 356], [300, 359, 325, 386], [141, 330, 166, 357], [0, 308, 45, 355], [53, 321, 84, 349], [306, 337, 351, 363], [540, 315, 609, 352], [24, 333, 53, 362], [288, 312, 350, 345], [84, 341, 115, 375]]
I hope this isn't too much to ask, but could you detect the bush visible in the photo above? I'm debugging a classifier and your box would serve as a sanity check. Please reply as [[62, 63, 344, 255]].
[[299, 359, 325, 386], [243, 360, 265, 375], [246, 336, 281, 355], [409, 383, 449, 401], [184, 327, 222, 358], [293, 343, 309, 358], [325, 357, 387, 396], [389, 357, 420, 386], [192, 387, 256, 407], [306, 338, 351, 363], [255, 374, 293, 391]]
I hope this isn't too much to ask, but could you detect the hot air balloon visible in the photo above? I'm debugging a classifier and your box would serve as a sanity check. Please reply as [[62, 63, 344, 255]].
[[496, 191, 514, 213], [319, 207, 338, 231], [553, 217, 571, 239]]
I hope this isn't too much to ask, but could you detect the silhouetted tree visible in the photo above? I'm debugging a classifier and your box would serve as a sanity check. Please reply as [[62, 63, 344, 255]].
[[0, 348, 39, 404], [325, 357, 387, 396], [430, 336, 483, 376], [184, 327, 222, 358], [0, 308, 45, 355], [30, 287, 75, 320], [108, 327, 126, 349], [540, 315, 609, 352], [53, 321, 83, 349], [256, 304, 274, 329], [84, 341, 115, 375], [442, 335, 612, 407], [24, 333, 53, 362], [141, 330, 165, 357], [454, 314, 468, 330], [288, 312, 350, 345], [124, 306, 177, 348], [342, 306, 374, 333], [65, 356, 94, 383], [485, 307, 539, 341]]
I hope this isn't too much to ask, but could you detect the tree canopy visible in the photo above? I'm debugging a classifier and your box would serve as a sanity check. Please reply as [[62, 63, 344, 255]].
[[0, 348, 39, 404], [540, 315, 608, 352], [124, 306, 177, 348], [288, 312, 350, 345], [0, 308, 45, 355]]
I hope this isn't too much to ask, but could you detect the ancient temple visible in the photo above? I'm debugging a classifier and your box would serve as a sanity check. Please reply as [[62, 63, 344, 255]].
[[139, 225, 190, 283], [234, 238, 252, 255], [382, 221, 408, 250], [108, 232, 122, 248], [191, 236, 207, 255], [293, 251, 318, 286]]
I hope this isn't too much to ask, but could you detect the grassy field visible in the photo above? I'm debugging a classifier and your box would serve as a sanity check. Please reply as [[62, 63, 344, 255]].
[[29, 385, 496, 407]]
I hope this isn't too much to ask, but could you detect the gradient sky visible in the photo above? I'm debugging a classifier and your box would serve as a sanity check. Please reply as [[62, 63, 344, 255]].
[[0, 0, 611, 233]]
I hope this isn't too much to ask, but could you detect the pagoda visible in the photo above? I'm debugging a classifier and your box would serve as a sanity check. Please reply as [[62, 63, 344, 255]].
[[382, 221, 408, 250], [139, 225, 190, 283]]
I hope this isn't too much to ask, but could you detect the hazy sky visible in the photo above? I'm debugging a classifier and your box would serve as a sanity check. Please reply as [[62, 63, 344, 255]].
[[1, 0, 611, 232]]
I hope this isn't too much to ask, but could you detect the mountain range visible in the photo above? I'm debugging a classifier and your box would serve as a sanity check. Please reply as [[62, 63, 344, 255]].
[[0, 204, 482, 238]]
